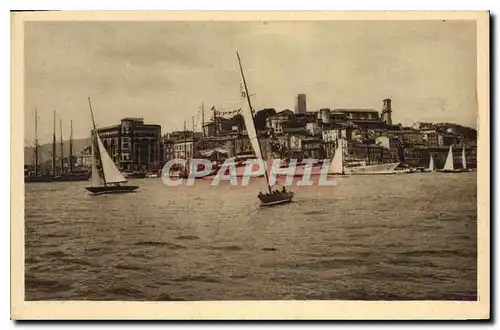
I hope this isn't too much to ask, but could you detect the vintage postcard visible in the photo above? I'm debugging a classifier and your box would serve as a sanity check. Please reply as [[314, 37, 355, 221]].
[[11, 11, 490, 319]]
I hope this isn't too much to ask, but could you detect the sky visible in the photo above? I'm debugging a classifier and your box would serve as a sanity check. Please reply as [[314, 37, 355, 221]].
[[24, 20, 477, 144]]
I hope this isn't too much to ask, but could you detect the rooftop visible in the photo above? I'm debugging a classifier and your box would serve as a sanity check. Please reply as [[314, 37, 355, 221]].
[[332, 109, 380, 113]]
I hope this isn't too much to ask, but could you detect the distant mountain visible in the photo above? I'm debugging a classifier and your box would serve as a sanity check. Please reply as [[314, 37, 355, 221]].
[[24, 137, 91, 165]]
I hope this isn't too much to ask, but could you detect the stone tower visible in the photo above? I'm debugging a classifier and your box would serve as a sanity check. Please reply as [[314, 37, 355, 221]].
[[381, 98, 393, 125]]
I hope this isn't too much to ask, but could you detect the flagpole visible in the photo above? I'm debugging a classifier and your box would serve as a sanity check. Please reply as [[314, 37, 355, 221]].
[[201, 103, 205, 137], [212, 106, 217, 137]]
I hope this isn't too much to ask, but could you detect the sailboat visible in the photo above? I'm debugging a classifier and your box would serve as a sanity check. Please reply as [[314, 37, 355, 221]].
[[25, 108, 55, 183], [439, 145, 462, 173], [25, 109, 90, 183], [53, 119, 91, 182], [423, 153, 435, 172], [85, 97, 139, 195], [237, 52, 293, 206], [461, 147, 468, 171], [327, 138, 348, 177]]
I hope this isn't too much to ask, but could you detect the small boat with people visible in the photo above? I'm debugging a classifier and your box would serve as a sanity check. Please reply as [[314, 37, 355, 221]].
[[258, 186, 294, 207], [85, 97, 139, 195]]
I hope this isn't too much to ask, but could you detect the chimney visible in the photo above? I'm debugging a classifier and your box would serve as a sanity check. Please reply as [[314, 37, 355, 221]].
[[382, 98, 392, 125]]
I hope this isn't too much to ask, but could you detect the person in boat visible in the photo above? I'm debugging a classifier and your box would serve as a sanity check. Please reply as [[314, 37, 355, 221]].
[[282, 186, 286, 193]]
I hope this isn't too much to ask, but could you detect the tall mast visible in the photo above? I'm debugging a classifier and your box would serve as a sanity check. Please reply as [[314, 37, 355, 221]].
[[237, 51, 272, 193], [60, 119, 64, 174], [138, 147, 141, 168], [69, 120, 73, 173], [365, 128, 370, 165], [147, 142, 151, 169], [213, 106, 217, 137], [201, 103, 205, 137], [183, 120, 187, 158], [88, 97, 107, 186], [192, 115, 196, 158], [34, 107, 39, 176], [52, 110, 56, 176]]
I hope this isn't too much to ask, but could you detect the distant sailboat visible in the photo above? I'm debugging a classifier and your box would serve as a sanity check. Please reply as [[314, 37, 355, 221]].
[[85, 97, 139, 195], [237, 52, 293, 206], [422, 153, 435, 172], [25, 109, 90, 183], [327, 138, 347, 176], [461, 147, 467, 171], [428, 154, 435, 171], [439, 146, 462, 173]]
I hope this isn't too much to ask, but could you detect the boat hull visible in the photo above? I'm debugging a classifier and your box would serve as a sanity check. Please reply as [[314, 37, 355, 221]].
[[85, 185, 139, 195], [345, 162, 400, 175], [276, 165, 324, 177], [438, 169, 467, 173], [53, 173, 91, 182], [202, 165, 265, 180], [122, 172, 146, 179], [25, 175, 56, 183], [258, 191, 294, 206], [25, 173, 91, 183]]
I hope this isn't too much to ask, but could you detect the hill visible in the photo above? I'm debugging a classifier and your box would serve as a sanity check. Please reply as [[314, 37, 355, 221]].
[[24, 137, 91, 165]]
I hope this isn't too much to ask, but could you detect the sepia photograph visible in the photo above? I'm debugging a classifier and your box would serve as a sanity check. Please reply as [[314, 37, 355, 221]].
[[11, 11, 489, 319]]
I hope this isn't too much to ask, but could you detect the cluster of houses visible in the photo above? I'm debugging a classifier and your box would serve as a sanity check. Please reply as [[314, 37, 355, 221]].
[[78, 95, 477, 172]]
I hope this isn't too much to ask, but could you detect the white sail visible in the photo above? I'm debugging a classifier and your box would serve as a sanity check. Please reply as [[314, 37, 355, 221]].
[[461, 147, 467, 170], [96, 133, 127, 184], [91, 135, 102, 186], [328, 138, 344, 174], [443, 146, 454, 171], [240, 82, 263, 160], [428, 154, 435, 171]]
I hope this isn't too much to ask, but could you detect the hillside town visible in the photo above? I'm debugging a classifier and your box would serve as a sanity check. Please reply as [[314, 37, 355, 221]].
[[25, 94, 477, 177], [82, 93, 477, 171]]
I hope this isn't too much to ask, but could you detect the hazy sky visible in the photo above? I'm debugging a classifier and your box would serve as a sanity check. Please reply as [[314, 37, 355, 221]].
[[25, 20, 477, 144]]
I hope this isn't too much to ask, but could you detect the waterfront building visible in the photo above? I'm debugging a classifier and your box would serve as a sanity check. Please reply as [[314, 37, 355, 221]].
[[94, 118, 161, 171], [203, 115, 244, 137], [301, 138, 325, 159], [196, 135, 251, 159], [166, 130, 203, 159], [162, 138, 175, 162], [295, 111, 318, 125], [306, 122, 322, 136], [318, 108, 331, 124], [76, 145, 92, 167], [419, 129, 459, 147], [173, 139, 194, 159], [332, 108, 380, 121], [266, 109, 294, 135], [203, 117, 228, 137], [382, 129, 425, 147]]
